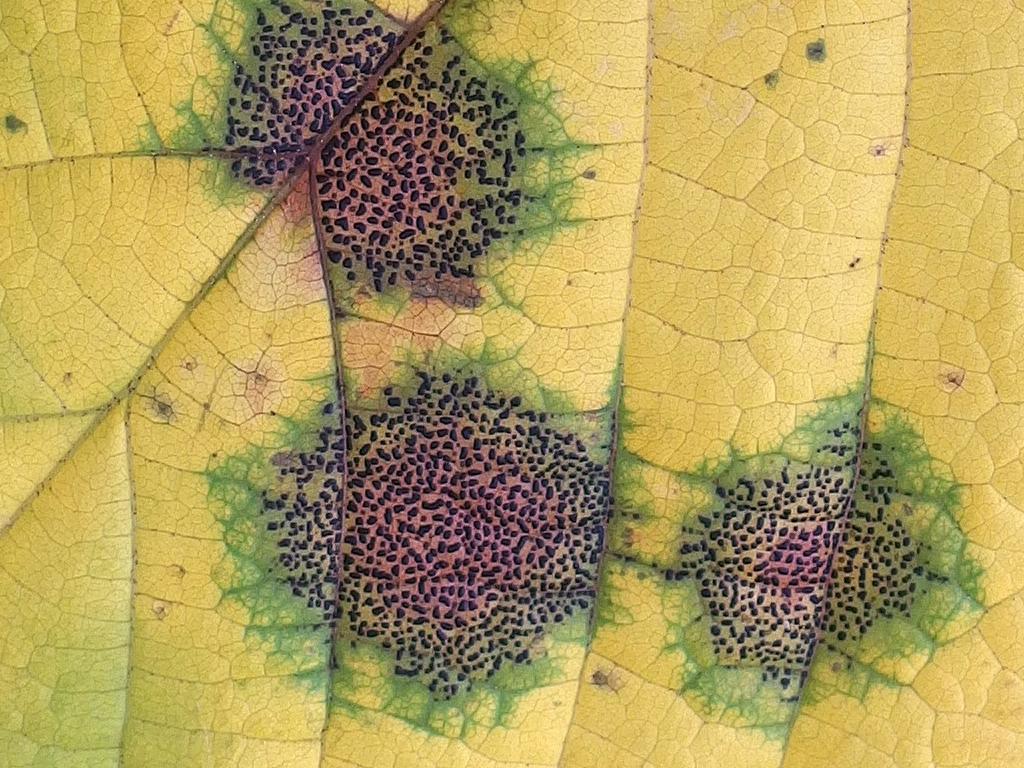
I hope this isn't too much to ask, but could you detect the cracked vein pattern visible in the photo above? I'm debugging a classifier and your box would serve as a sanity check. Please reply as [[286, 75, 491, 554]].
[[0, 413, 95, 529], [120, 185, 337, 768]]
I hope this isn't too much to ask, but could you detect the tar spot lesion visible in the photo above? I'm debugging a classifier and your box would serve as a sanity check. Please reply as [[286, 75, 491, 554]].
[[225, 1, 579, 305], [668, 416, 860, 696], [316, 25, 557, 302], [262, 372, 610, 698], [763, 70, 780, 89], [224, 0, 401, 187], [805, 38, 827, 62], [667, 400, 981, 699]]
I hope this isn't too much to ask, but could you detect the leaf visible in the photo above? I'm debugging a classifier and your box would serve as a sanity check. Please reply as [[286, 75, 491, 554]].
[[0, 0, 1020, 766]]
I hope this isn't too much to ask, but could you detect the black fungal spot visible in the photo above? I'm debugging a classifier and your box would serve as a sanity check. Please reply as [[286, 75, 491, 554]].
[[316, 25, 540, 300], [4, 114, 26, 133], [805, 38, 827, 62], [263, 373, 610, 698], [763, 70, 780, 89]]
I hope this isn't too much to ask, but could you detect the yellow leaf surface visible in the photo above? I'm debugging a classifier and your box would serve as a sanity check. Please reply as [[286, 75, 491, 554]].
[[0, 0, 1021, 766]]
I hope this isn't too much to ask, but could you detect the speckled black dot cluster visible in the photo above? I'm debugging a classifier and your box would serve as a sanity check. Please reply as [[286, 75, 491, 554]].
[[317, 26, 530, 297], [826, 440, 922, 649], [225, 0, 400, 186], [669, 420, 859, 694], [671, 416, 938, 695], [264, 373, 609, 698], [262, 402, 348, 621]]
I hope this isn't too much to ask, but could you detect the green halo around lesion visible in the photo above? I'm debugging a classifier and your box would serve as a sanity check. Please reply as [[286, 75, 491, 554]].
[[330, 609, 591, 739], [202, 360, 612, 735], [803, 402, 985, 705], [597, 392, 986, 730], [203, 374, 337, 688]]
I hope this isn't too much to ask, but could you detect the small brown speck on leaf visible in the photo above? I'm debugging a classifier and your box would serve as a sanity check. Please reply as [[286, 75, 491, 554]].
[[940, 367, 966, 391], [152, 397, 174, 421], [591, 667, 625, 692]]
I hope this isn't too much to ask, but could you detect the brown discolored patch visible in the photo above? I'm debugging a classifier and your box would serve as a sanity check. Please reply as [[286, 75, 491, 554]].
[[410, 272, 483, 307], [939, 367, 966, 391], [280, 175, 313, 223], [591, 667, 625, 692]]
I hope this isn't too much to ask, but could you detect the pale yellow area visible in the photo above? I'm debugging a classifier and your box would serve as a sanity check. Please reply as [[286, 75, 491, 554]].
[[0, 156, 266, 416], [623, 8, 905, 472], [0, 406, 131, 768], [783, 677, 936, 768], [565, 652, 782, 768], [459, 0, 647, 146], [371, 0, 431, 22], [0, 410, 95, 529], [873, 0, 1024, 594], [120, 200, 334, 768]]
